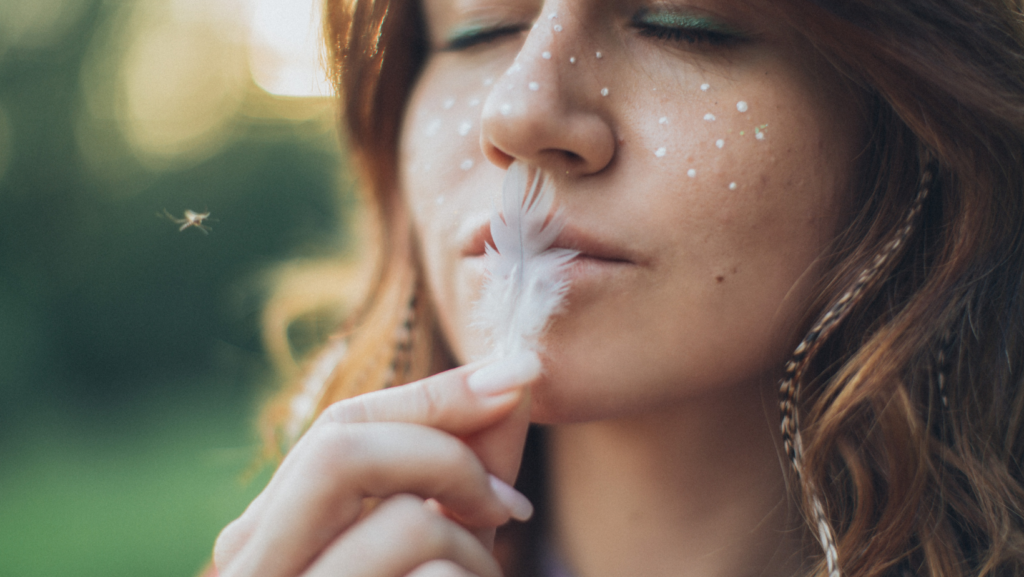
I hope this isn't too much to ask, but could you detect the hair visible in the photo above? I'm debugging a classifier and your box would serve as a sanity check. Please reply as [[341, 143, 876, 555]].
[[258, 1, 1024, 576]]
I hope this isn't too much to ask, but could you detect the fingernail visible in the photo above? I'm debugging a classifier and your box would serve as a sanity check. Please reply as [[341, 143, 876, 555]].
[[489, 475, 534, 521], [467, 351, 541, 397]]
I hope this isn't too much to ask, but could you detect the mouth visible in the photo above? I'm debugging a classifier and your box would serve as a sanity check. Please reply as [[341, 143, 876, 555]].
[[461, 220, 635, 265]]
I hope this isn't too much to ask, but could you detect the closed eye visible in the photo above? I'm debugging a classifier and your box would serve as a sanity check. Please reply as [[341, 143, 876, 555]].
[[630, 9, 745, 49], [443, 24, 528, 51]]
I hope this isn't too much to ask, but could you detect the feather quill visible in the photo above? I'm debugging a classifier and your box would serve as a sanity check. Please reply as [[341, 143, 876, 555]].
[[476, 161, 578, 358]]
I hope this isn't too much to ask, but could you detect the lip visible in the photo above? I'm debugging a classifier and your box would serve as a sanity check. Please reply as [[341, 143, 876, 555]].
[[461, 220, 636, 266]]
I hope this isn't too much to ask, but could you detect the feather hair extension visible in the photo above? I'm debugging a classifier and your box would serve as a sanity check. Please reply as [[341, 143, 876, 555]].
[[476, 161, 578, 358]]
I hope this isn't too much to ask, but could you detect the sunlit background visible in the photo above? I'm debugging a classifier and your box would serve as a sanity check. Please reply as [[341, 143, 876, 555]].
[[0, 0, 353, 574]]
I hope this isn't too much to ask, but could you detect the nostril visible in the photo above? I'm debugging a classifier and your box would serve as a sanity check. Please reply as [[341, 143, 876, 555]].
[[563, 151, 583, 164]]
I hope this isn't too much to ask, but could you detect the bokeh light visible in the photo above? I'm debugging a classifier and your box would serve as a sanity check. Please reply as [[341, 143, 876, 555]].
[[248, 0, 334, 98], [0, 0, 351, 574]]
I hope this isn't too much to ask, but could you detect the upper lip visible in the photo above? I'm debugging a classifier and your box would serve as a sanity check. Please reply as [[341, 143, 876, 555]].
[[461, 220, 634, 264]]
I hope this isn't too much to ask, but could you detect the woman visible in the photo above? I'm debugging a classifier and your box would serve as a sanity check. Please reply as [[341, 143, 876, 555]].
[[212, 0, 1024, 576]]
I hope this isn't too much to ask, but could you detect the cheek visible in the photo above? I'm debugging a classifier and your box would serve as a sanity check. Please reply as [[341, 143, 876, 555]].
[[398, 64, 508, 363]]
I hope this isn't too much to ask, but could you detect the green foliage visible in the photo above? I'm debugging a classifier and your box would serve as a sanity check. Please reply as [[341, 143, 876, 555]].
[[0, 1, 350, 573]]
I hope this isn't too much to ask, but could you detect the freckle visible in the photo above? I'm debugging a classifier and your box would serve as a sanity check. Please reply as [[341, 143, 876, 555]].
[[600, 87, 609, 96], [737, 101, 749, 112], [529, 81, 540, 91], [596, 51, 603, 59], [729, 182, 738, 190], [460, 159, 474, 170], [458, 121, 472, 136], [756, 131, 766, 140], [700, 83, 710, 91], [542, 51, 551, 59], [554, 24, 563, 32], [500, 103, 512, 115], [655, 147, 667, 157], [687, 168, 697, 178], [469, 98, 480, 107], [716, 275, 725, 283], [425, 119, 441, 136], [659, 116, 668, 125], [570, 56, 577, 64], [716, 139, 725, 149], [704, 113, 716, 121], [443, 98, 455, 109]]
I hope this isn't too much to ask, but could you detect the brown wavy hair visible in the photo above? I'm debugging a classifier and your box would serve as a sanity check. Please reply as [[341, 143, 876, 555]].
[[259, 1, 1024, 576]]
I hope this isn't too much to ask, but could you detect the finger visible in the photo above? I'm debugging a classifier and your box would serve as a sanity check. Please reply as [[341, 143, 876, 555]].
[[464, 388, 532, 485], [213, 489, 270, 570], [224, 423, 527, 577], [320, 350, 541, 437], [443, 390, 533, 553], [217, 353, 540, 575], [303, 495, 501, 577], [406, 560, 482, 577]]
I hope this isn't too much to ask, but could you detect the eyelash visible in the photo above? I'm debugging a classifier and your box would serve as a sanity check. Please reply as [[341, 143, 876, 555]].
[[443, 15, 741, 52], [632, 22, 738, 47], [444, 25, 527, 51]]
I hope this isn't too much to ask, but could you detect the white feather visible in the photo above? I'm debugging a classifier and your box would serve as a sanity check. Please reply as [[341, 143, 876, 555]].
[[476, 161, 578, 357]]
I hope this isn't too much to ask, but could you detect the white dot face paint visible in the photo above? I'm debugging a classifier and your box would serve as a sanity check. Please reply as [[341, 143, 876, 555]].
[[729, 182, 738, 190], [436, 196, 445, 206], [716, 139, 725, 148], [458, 121, 472, 136], [425, 119, 441, 136], [659, 117, 668, 125], [529, 82, 540, 91], [570, 56, 577, 64], [483, 77, 493, 86], [700, 83, 710, 91], [460, 159, 474, 170], [553, 24, 563, 32], [542, 51, 551, 60], [756, 131, 766, 140], [704, 113, 716, 121], [469, 98, 480, 107], [601, 87, 609, 96], [500, 103, 512, 116], [655, 147, 667, 157], [687, 169, 697, 178], [548, 12, 557, 19], [443, 98, 455, 109], [737, 101, 749, 112], [596, 51, 603, 59]]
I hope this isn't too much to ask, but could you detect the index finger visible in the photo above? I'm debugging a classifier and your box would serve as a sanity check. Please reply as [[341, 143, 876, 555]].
[[317, 350, 542, 437]]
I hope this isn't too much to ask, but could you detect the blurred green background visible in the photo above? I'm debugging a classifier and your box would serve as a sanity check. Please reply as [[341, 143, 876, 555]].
[[0, 0, 353, 574]]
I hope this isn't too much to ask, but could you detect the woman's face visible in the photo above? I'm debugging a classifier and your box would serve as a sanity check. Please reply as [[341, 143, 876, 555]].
[[398, 0, 865, 422]]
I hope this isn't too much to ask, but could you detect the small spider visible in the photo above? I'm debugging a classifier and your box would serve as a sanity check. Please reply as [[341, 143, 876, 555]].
[[162, 209, 214, 234]]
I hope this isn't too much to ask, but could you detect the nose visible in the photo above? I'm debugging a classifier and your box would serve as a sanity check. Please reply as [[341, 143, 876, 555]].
[[480, 13, 616, 176]]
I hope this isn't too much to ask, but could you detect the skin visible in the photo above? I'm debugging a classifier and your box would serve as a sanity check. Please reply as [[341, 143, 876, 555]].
[[215, 0, 867, 576], [403, 0, 863, 423]]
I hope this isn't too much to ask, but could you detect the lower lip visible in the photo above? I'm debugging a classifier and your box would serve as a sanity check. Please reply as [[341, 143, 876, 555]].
[[564, 255, 634, 282], [463, 254, 634, 283]]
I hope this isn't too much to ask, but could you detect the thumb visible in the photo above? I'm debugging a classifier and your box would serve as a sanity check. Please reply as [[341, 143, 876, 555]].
[[460, 350, 540, 484], [464, 387, 532, 485]]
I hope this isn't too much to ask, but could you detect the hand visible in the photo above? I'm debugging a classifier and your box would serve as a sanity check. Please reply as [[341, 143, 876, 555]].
[[213, 351, 542, 577]]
